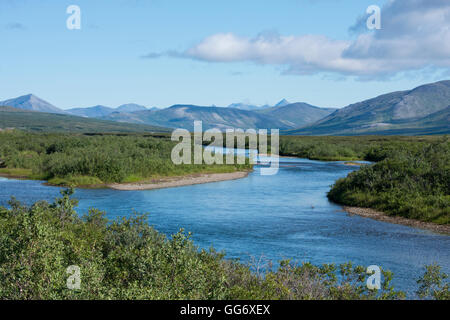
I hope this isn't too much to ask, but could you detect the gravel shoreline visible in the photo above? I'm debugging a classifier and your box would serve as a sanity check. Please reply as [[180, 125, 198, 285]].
[[107, 171, 250, 191], [343, 206, 449, 235]]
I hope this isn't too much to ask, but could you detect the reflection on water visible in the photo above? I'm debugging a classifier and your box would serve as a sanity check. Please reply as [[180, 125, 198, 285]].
[[0, 157, 448, 296]]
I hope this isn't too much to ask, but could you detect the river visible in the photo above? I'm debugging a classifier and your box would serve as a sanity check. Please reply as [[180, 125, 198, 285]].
[[0, 155, 448, 296]]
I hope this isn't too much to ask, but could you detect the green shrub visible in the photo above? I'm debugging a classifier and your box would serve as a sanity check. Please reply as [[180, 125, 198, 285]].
[[0, 132, 251, 186]]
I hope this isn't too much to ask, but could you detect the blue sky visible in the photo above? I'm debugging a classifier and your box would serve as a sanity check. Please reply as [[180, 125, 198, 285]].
[[1, 0, 449, 109]]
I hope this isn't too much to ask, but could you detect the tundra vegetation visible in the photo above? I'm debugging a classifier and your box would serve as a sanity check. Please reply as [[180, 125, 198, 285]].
[[0, 131, 250, 187], [0, 190, 448, 300]]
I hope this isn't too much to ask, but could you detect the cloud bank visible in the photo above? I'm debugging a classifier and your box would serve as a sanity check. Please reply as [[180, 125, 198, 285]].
[[143, 0, 450, 78]]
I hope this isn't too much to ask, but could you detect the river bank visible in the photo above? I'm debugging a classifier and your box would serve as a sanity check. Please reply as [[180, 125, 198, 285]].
[[107, 171, 250, 191], [343, 206, 450, 235], [0, 168, 251, 190], [0, 170, 251, 190]]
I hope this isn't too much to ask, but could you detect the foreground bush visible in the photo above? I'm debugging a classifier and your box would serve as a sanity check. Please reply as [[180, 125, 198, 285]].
[[0, 190, 447, 300]]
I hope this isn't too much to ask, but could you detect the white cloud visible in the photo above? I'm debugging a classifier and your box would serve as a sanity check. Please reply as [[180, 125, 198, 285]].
[[146, 0, 450, 78], [345, 0, 450, 61], [185, 32, 378, 76]]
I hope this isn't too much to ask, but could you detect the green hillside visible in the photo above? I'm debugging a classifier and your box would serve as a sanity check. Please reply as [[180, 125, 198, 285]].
[[289, 80, 450, 135], [256, 102, 336, 128], [0, 107, 170, 133]]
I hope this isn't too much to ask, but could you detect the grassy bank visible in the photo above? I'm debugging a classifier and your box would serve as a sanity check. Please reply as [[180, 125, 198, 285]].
[[0, 131, 251, 187], [0, 190, 448, 300]]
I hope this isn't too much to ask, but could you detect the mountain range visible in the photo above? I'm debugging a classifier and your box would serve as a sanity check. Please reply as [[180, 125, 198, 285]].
[[289, 80, 450, 135], [1, 80, 449, 135], [102, 103, 336, 131], [0, 95, 335, 131]]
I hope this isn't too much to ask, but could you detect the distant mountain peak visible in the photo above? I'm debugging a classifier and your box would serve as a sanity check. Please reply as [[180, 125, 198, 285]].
[[275, 99, 290, 107], [0, 94, 63, 114], [14, 93, 41, 101]]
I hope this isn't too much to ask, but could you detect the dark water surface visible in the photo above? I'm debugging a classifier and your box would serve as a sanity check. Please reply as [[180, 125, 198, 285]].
[[0, 157, 448, 295]]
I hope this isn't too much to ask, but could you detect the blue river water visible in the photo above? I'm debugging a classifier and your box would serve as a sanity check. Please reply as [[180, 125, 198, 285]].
[[0, 156, 448, 296]]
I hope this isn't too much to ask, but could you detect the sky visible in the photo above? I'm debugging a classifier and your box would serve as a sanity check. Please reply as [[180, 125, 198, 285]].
[[0, 0, 449, 109]]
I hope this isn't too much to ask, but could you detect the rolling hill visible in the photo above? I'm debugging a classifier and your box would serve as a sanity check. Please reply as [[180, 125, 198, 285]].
[[0, 106, 170, 133], [66, 105, 115, 118], [289, 80, 450, 135], [116, 103, 147, 113], [67, 103, 148, 118], [258, 102, 337, 128], [350, 106, 450, 135]]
